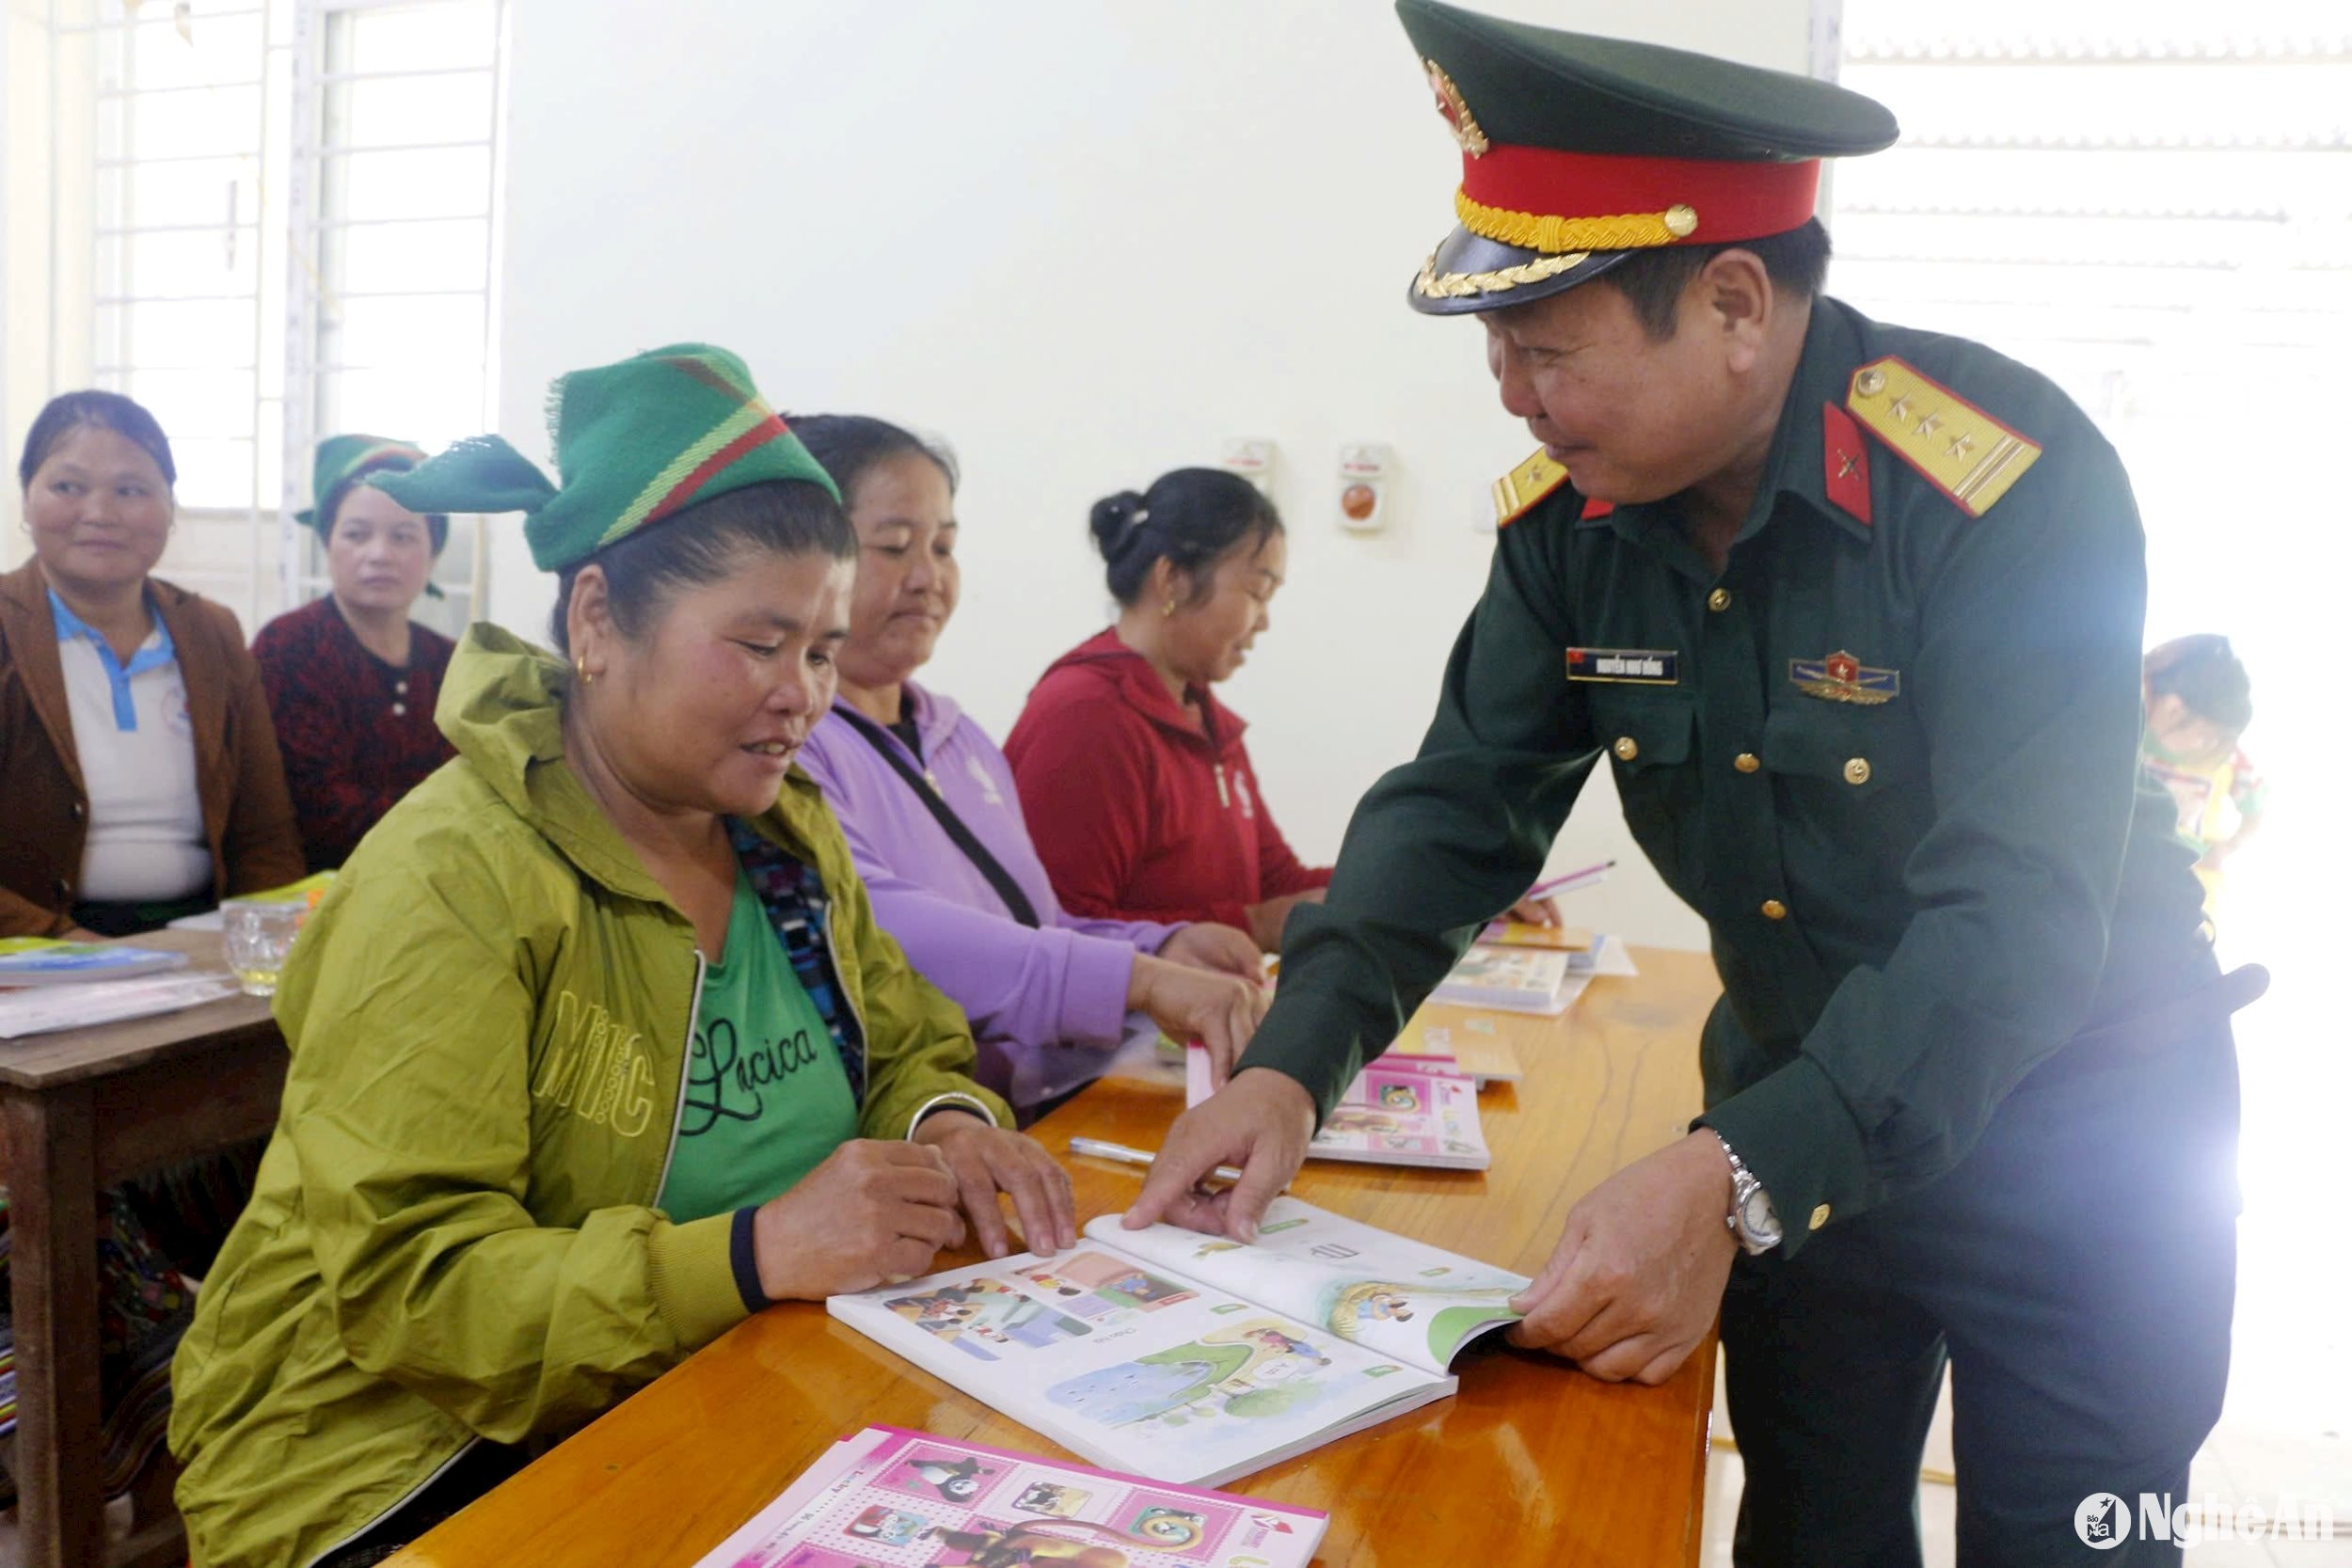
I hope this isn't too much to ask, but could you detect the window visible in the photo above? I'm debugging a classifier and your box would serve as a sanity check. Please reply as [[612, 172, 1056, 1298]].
[[39, 0, 504, 635]]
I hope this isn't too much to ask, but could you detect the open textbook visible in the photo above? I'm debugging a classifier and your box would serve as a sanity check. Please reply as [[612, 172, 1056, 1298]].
[[692, 1424, 1327, 1568], [1184, 1048, 1489, 1170], [830, 1198, 1530, 1488]]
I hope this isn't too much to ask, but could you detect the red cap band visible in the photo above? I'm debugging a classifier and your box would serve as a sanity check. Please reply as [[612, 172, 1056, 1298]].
[[1462, 145, 1820, 245]]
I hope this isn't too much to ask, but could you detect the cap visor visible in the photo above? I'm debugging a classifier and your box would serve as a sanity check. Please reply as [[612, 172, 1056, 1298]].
[[1406, 224, 1633, 315]]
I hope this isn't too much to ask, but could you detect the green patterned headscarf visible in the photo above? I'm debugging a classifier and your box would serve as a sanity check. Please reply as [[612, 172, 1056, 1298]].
[[296, 434, 429, 536], [373, 343, 838, 573]]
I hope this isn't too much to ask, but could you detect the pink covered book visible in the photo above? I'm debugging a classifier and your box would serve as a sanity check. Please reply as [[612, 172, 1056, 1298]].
[[693, 1424, 1327, 1568]]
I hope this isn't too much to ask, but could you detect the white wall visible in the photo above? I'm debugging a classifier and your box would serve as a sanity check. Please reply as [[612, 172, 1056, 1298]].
[[493, 0, 1817, 951]]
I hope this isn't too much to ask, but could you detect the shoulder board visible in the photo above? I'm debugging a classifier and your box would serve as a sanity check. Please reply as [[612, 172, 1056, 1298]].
[[1846, 356, 2042, 518], [1491, 447, 1569, 528]]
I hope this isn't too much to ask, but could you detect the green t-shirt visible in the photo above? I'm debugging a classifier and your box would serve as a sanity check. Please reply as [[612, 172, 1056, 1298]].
[[659, 864, 859, 1223]]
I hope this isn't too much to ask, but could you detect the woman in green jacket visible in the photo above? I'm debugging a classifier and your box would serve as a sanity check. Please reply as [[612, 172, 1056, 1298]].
[[168, 344, 1074, 1568]]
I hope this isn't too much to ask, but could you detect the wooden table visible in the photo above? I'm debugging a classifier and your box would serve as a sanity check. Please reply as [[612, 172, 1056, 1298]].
[[2, 929, 287, 1568], [392, 947, 1724, 1568]]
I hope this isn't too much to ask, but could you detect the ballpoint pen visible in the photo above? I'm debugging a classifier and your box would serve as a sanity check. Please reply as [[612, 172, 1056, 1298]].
[[1525, 859, 1615, 900], [1068, 1136, 1259, 1187]]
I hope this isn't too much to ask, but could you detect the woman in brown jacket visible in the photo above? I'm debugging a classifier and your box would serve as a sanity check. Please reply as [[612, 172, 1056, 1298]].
[[0, 390, 305, 939]]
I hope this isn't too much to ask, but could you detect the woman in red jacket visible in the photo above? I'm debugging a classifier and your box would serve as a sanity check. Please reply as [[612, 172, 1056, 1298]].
[[1005, 468, 1329, 953]]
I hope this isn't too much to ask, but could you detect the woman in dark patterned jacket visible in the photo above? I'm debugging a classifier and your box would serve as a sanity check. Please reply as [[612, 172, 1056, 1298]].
[[252, 436, 458, 871]]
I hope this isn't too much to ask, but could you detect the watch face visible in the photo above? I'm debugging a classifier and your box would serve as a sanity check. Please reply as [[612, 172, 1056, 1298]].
[[1740, 1186, 1782, 1241]]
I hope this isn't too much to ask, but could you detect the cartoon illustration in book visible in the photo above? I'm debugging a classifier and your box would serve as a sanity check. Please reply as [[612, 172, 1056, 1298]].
[[1011, 1481, 1090, 1518], [1375, 1081, 1423, 1112], [1188, 1240, 1243, 1262], [920, 1517, 1169, 1567], [1377, 1132, 1426, 1153], [885, 1278, 1093, 1362], [1318, 1279, 1523, 1363], [1029, 1251, 1199, 1311], [845, 1505, 930, 1546], [1321, 1107, 1403, 1138], [878, 1449, 999, 1505], [1241, 1326, 1331, 1366], [1043, 1319, 1341, 1432]]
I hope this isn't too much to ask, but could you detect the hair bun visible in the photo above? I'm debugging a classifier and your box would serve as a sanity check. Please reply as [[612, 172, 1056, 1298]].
[[1088, 489, 1151, 558]]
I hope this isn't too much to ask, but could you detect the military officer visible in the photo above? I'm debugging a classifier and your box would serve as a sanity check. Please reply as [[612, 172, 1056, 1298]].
[[1127, 3, 2253, 1562]]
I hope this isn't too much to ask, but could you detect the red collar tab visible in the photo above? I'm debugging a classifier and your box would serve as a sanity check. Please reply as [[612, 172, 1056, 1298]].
[[1821, 401, 1872, 526], [1579, 495, 1615, 521], [1459, 146, 1821, 249]]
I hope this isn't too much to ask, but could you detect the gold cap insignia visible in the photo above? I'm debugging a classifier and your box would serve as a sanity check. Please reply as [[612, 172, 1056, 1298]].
[[1425, 59, 1490, 157]]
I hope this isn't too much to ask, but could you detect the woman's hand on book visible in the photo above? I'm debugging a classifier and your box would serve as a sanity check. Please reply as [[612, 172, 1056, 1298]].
[[1127, 955, 1269, 1085], [1504, 1131, 1739, 1386], [753, 1140, 967, 1300], [1122, 1067, 1314, 1243], [912, 1112, 1079, 1259]]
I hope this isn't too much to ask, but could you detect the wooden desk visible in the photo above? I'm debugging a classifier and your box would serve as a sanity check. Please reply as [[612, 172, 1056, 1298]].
[[393, 947, 1724, 1568], [2, 929, 287, 1568]]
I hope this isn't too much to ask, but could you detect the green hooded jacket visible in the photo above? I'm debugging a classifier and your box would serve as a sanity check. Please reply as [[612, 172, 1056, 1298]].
[[167, 626, 1011, 1568]]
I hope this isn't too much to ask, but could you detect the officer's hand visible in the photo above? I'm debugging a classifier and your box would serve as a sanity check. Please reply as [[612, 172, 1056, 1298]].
[[1122, 1068, 1314, 1242], [1504, 893, 1562, 927], [1505, 1131, 1739, 1386]]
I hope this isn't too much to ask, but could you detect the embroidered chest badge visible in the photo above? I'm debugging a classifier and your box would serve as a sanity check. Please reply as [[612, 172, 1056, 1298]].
[[1566, 647, 1679, 686], [1789, 649, 1899, 705]]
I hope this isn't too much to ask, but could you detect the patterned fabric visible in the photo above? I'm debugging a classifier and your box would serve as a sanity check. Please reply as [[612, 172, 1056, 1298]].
[[252, 596, 456, 872], [0, 1186, 199, 1502], [373, 343, 839, 572], [725, 816, 867, 1104]]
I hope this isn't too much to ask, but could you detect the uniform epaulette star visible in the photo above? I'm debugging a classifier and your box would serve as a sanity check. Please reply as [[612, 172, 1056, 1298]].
[[1846, 357, 2042, 519], [1491, 447, 1570, 527]]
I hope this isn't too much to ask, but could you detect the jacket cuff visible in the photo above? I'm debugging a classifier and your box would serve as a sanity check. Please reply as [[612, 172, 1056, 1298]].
[[1694, 1054, 1872, 1261], [1233, 1029, 1359, 1125], [728, 1207, 772, 1313], [1063, 933, 1143, 1046], [907, 1091, 1008, 1136], [644, 1212, 750, 1348]]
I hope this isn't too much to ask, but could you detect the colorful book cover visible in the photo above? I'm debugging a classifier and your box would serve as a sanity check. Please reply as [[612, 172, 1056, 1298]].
[[1185, 1050, 1489, 1170], [1473, 921, 1596, 952], [693, 1425, 1326, 1568], [0, 940, 189, 988]]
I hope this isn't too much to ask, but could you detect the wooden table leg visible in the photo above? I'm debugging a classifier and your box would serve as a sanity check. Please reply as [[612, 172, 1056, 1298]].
[[7, 1086, 105, 1568]]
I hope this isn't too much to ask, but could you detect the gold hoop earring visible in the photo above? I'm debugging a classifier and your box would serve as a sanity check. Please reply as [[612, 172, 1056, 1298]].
[[1162, 598, 1177, 618], [575, 657, 595, 688]]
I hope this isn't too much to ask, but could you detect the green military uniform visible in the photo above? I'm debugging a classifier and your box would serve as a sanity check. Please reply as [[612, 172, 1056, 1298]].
[[1237, 5, 2247, 1563]]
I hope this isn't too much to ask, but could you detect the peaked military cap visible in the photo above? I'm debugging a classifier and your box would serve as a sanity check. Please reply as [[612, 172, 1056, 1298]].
[[1397, 0, 1899, 314]]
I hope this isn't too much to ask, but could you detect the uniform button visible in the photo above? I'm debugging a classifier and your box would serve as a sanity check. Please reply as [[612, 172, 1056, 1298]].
[[1843, 757, 1871, 785], [1613, 736, 1639, 762], [391, 702, 407, 717], [1809, 1203, 1832, 1231], [395, 679, 408, 695], [1734, 752, 1760, 774], [1707, 588, 1732, 613], [1760, 899, 1788, 921]]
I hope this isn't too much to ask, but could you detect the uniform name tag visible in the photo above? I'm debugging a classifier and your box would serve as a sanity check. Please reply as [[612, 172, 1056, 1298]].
[[1566, 647, 1678, 685]]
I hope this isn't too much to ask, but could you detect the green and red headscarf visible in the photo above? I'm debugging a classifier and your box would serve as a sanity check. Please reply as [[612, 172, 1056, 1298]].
[[373, 342, 838, 573]]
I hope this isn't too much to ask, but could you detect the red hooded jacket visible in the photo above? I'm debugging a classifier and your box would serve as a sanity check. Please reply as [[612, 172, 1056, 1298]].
[[1004, 628, 1331, 932]]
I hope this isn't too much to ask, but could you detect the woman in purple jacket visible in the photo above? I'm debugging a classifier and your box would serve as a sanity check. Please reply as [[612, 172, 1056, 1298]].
[[793, 417, 1266, 1120]]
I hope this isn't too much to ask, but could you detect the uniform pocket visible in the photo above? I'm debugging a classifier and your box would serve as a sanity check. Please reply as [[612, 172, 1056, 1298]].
[[1587, 691, 1697, 879], [1761, 705, 1896, 799]]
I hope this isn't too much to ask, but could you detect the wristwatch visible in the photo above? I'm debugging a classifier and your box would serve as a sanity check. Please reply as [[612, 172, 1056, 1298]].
[[1711, 1131, 1784, 1255]]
